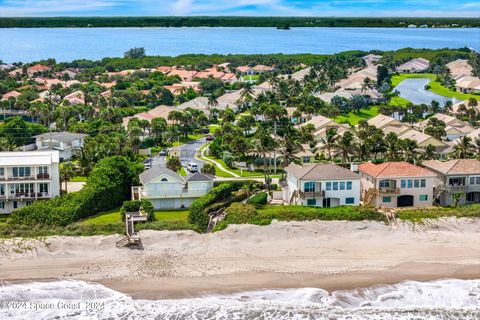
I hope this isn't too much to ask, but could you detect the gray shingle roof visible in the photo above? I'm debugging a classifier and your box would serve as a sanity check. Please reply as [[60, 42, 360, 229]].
[[186, 172, 214, 182], [285, 163, 360, 180], [33, 132, 87, 143], [139, 166, 184, 185]]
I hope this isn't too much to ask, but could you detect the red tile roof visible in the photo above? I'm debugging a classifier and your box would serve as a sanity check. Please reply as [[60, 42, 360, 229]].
[[359, 161, 436, 178]]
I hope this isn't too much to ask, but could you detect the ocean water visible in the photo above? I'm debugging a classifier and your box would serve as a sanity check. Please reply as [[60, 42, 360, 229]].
[[0, 279, 479, 319], [0, 27, 479, 63]]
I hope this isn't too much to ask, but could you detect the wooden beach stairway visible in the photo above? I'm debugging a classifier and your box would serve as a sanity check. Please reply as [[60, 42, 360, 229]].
[[116, 210, 148, 248]]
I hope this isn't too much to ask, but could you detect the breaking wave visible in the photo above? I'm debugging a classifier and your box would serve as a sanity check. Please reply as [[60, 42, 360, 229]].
[[0, 279, 479, 319]]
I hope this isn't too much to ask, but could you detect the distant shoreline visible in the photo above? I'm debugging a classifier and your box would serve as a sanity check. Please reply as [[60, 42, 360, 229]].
[[1, 16, 479, 28]]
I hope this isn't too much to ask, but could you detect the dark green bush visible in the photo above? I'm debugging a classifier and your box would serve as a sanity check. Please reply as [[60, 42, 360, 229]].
[[120, 199, 155, 222], [246, 192, 268, 206], [188, 183, 236, 231], [10, 156, 140, 226]]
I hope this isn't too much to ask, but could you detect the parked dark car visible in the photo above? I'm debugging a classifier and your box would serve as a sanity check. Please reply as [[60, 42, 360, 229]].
[[158, 149, 168, 156], [199, 128, 210, 134]]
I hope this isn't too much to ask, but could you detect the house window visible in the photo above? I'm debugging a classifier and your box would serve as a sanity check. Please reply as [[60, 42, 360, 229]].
[[414, 180, 420, 188], [39, 183, 49, 194], [303, 157, 311, 163], [0, 168, 4, 176], [345, 197, 354, 204], [346, 181, 352, 190], [469, 177, 480, 185], [420, 179, 426, 188], [379, 180, 391, 188], [333, 182, 339, 191], [326, 182, 332, 191], [26, 200, 33, 206], [383, 196, 392, 203], [12, 167, 31, 178], [0, 201, 4, 209], [307, 199, 316, 206], [0, 184, 4, 196], [161, 178, 168, 182], [304, 182, 315, 192], [38, 166, 49, 175], [13, 201, 17, 209], [340, 182, 345, 190], [407, 180, 413, 188], [419, 195, 428, 201], [449, 177, 466, 186], [401, 180, 406, 188]]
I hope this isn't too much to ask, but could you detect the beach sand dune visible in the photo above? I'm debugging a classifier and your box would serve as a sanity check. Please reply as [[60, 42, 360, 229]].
[[1, 218, 479, 299]]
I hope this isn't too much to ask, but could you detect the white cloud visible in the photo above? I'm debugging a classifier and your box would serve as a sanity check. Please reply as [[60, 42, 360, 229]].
[[171, 0, 193, 15]]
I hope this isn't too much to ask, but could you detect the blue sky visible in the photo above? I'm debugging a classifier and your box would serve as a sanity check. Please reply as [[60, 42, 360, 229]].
[[0, 0, 479, 17]]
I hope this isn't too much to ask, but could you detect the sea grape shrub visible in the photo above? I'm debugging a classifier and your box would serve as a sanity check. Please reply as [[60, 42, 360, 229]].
[[120, 200, 155, 222]]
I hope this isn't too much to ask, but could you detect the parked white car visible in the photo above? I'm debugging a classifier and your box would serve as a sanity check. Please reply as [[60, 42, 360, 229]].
[[187, 163, 199, 172]]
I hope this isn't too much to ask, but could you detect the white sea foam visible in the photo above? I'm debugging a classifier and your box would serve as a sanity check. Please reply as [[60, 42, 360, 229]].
[[0, 279, 479, 319]]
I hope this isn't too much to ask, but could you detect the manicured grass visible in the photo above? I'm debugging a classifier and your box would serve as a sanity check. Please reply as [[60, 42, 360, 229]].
[[0, 215, 8, 226], [82, 208, 189, 226], [70, 176, 88, 182], [204, 155, 279, 178], [180, 166, 188, 176], [243, 75, 260, 81], [389, 95, 411, 107], [392, 73, 480, 101], [334, 106, 379, 126], [155, 210, 188, 221], [397, 204, 480, 222], [81, 208, 121, 225]]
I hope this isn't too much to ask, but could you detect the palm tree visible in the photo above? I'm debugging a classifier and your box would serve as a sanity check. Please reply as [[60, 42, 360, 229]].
[[399, 138, 419, 164], [384, 132, 399, 162], [452, 192, 464, 208], [451, 136, 474, 159], [251, 126, 278, 190], [59, 161, 75, 193], [422, 144, 438, 160], [334, 131, 356, 165], [319, 127, 338, 162]]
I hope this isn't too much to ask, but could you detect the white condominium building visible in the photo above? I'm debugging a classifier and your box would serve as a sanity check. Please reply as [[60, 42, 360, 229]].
[[0, 151, 60, 214]]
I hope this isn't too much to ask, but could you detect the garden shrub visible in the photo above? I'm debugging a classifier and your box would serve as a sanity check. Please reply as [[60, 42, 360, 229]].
[[120, 199, 155, 222], [10, 156, 140, 226], [246, 192, 268, 206], [188, 183, 236, 231]]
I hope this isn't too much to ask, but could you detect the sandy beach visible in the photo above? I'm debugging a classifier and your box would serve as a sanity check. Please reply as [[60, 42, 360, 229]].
[[1, 218, 480, 299]]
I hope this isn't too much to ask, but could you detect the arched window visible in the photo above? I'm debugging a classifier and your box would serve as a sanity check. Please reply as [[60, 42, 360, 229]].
[[161, 178, 168, 182]]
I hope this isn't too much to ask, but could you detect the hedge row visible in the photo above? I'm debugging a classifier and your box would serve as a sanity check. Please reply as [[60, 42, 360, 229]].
[[188, 183, 236, 231], [246, 192, 268, 206], [214, 204, 385, 231], [10, 157, 140, 226]]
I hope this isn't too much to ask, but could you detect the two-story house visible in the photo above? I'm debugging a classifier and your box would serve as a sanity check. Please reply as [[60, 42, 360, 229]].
[[131, 167, 214, 209], [359, 161, 436, 208], [33, 132, 87, 161], [0, 151, 60, 214], [423, 159, 480, 206], [282, 163, 361, 207]]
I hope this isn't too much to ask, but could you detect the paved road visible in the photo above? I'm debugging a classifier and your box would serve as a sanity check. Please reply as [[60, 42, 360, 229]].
[[394, 78, 462, 106], [143, 137, 207, 173]]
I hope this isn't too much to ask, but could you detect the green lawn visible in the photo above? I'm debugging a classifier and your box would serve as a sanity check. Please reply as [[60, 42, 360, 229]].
[[389, 95, 411, 107], [243, 75, 260, 81], [180, 166, 188, 176], [209, 124, 221, 133], [335, 106, 379, 126], [81, 208, 189, 225], [70, 176, 88, 182], [392, 73, 480, 101], [0, 215, 8, 225], [204, 155, 281, 178]]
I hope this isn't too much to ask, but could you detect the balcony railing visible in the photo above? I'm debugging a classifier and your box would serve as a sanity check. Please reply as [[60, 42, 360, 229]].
[[446, 185, 468, 192], [141, 189, 208, 199], [5, 192, 50, 199], [376, 187, 401, 194], [37, 173, 50, 179], [2, 174, 50, 181], [299, 190, 325, 199]]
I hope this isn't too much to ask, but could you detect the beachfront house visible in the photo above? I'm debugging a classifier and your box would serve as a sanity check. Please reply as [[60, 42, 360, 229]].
[[423, 159, 480, 206], [131, 167, 214, 209], [282, 163, 361, 207], [33, 132, 87, 161], [359, 161, 436, 208], [0, 151, 60, 214]]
